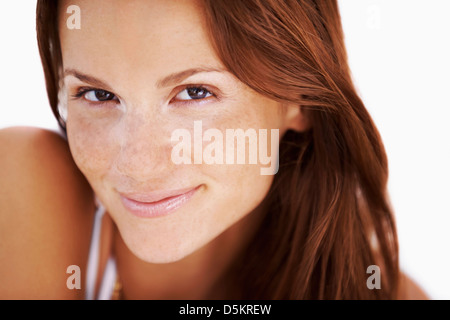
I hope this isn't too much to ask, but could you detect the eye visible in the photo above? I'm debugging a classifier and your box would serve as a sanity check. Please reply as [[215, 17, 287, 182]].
[[83, 89, 117, 102], [174, 86, 213, 101]]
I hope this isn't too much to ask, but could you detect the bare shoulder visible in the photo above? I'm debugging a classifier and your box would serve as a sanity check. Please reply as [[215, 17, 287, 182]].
[[0, 126, 95, 299], [398, 272, 429, 300]]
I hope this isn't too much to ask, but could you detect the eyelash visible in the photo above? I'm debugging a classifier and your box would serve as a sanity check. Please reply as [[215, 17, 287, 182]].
[[171, 85, 217, 106], [70, 85, 218, 106], [71, 87, 116, 106]]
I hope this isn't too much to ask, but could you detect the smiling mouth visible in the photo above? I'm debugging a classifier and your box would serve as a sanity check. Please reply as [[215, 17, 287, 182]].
[[119, 185, 201, 218]]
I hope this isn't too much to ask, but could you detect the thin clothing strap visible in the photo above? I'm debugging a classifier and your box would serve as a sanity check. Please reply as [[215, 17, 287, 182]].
[[85, 201, 117, 300], [97, 256, 118, 300], [85, 203, 104, 300]]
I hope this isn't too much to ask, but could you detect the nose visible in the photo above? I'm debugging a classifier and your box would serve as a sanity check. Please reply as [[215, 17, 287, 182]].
[[112, 110, 174, 183]]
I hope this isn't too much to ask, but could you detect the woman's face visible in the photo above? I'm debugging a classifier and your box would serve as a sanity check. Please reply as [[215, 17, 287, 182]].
[[59, 0, 300, 263]]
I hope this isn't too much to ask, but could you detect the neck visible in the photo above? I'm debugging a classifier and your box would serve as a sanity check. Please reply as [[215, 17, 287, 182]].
[[113, 202, 267, 299]]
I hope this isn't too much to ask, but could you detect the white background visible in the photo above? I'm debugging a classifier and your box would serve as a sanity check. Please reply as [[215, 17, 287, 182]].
[[0, 1, 448, 299]]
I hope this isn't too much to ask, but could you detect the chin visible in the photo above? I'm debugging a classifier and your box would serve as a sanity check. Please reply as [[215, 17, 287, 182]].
[[119, 226, 208, 264], [133, 245, 197, 264]]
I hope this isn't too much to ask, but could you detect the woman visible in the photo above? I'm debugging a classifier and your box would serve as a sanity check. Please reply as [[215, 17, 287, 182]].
[[0, 0, 427, 299]]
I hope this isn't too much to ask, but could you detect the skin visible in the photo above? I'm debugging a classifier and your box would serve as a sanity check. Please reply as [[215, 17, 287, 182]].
[[0, 0, 428, 299]]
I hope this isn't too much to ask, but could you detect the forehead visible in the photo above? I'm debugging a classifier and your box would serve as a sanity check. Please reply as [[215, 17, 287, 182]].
[[58, 0, 223, 85]]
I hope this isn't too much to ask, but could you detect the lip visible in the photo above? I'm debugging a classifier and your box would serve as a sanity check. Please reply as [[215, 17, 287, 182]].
[[119, 185, 201, 218]]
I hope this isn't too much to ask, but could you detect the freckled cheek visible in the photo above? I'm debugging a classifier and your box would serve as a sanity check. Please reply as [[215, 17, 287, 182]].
[[198, 118, 275, 203], [203, 163, 274, 225], [67, 121, 117, 180], [205, 100, 280, 201]]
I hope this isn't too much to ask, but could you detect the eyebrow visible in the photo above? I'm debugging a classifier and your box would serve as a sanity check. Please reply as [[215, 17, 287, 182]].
[[63, 67, 226, 91], [156, 67, 225, 88], [64, 69, 113, 91]]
